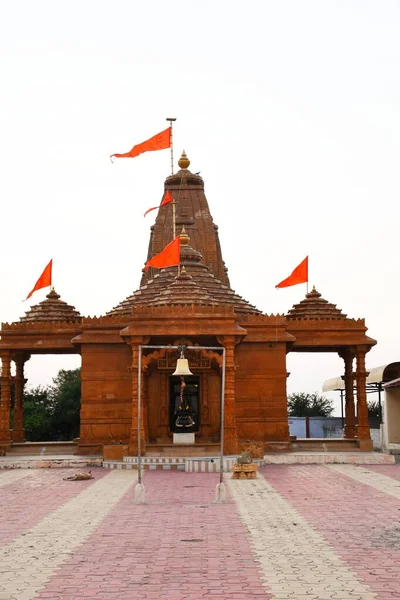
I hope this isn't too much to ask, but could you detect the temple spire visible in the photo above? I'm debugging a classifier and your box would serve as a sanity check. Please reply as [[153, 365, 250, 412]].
[[141, 154, 229, 287]]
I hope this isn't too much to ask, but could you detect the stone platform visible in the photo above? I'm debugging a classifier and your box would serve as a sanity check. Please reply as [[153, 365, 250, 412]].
[[104, 451, 394, 472], [104, 455, 238, 472], [0, 455, 102, 470], [0, 451, 393, 471], [264, 451, 394, 464]]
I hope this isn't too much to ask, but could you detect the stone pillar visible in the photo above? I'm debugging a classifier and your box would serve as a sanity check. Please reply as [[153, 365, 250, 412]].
[[355, 346, 372, 450], [220, 336, 238, 455], [128, 339, 146, 456], [0, 351, 12, 449], [142, 371, 149, 443], [12, 354, 29, 443], [340, 350, 356, 439]]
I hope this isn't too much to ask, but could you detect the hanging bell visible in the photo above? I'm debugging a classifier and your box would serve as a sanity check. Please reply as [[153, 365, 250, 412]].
[[173, 358, 193, 376]]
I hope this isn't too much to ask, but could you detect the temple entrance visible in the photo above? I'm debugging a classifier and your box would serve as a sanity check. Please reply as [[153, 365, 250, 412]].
[[169, 376, 200, 433]]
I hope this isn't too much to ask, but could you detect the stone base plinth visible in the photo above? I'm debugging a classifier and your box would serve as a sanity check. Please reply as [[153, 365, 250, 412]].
[[357, 438, 373, 452], [232, 463, 258, 479], [103, 444, 129, 461], [173, 433, 195, 445]]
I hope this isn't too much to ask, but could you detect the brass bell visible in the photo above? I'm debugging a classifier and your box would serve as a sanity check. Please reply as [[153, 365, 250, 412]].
[[173, 358, 193, 376]]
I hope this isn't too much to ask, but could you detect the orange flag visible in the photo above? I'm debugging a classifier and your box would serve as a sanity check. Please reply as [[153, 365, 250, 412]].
[[275, 256, 308, 289], [26, 259, 53, 300], [111, 127, 171, 160], [145, 236, 180, 272], [144, 190, 173, 217]]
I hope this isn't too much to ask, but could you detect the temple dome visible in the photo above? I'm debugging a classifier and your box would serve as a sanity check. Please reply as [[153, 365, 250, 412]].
[[20, 288, 82, 323], [286, 287, 347, 320], [107, 229, 260, 316], [151, 267, 214, 306]]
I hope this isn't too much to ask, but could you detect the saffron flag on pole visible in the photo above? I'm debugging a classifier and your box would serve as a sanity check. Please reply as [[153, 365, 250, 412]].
[[275, 256, 308, 289], [144, 190, 173, 217], [26, 259, 53, 300], [111, 126, 171, 160], [145, 236, 180, 272]]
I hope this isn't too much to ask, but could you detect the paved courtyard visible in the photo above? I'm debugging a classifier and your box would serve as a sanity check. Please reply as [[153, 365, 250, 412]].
[[1, 464, 400, 599]]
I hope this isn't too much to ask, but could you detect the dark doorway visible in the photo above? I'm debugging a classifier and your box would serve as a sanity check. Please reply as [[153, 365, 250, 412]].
[[169, 376, 200, 433]]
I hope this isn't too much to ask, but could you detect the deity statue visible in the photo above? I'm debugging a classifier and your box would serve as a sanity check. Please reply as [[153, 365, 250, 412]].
[[174, 377, 196, 430]]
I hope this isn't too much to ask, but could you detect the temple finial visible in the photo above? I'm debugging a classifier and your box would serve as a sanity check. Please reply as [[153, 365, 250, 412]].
[[178, 150, 190, 170], [180, 225, 190, 246]]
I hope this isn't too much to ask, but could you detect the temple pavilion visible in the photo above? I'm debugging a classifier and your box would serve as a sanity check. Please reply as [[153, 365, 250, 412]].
[[0, 152, 376, 457]]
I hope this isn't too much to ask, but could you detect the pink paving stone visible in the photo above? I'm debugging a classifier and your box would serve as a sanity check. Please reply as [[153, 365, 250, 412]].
[[35, 471, 269, 600], [366, 463, 400, 482], [0, 467, 107, 546], [261, 464, 400, 600]]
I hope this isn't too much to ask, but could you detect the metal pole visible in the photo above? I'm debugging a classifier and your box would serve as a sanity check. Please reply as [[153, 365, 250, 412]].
[[166, 118, 177, 240], [137, 344, 142, 485], [220, 348, 226, 485], [340, 390, 344, 429], [378, 382, 382, 424], [166, 117, 176, 176]]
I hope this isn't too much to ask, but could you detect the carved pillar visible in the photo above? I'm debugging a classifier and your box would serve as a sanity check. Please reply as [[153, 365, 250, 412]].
[[127, 339, 146, 456], [142, 371, 149, 443], [220, 336, 238, 455], [355, 346, 372, 448], [0, 351, 12, 447], [159, 373, 169, 440], [340, 349, 356, 439], [12, 353, 30, 443]]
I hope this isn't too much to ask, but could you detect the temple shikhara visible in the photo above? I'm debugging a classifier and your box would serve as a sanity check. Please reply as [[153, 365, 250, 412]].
[[0, 152, 376, 458]]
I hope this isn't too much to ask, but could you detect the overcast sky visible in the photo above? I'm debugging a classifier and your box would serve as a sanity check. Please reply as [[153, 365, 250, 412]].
[[1, 1, 399, 415]]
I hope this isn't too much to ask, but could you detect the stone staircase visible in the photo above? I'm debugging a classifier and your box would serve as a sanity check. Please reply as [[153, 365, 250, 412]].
[[291, 438, 361, 452], [145, 443, 220, 457], [7, 441, 78, 456]]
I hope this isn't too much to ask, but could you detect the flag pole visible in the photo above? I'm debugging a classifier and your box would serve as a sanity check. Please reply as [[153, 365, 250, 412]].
[[166, 117, 179, 274], [166, 118, 176, 177]]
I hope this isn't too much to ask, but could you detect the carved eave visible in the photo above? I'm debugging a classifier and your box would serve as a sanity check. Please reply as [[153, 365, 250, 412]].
[[0, 320, 82, 353], [71, 314, 132, 345], [120, 304, 248, 341], [237, 313, 296, 344], [286, 318, 377, 351]]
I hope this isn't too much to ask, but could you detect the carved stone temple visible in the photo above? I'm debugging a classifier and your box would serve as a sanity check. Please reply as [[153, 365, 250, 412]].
[[0, 152, 376, 457]]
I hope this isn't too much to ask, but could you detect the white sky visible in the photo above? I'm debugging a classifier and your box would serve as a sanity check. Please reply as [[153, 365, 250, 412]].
[[1, 1, 399, 416]]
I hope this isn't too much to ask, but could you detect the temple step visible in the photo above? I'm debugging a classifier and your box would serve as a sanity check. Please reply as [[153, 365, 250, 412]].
[[146, 443, 220, 457], [291, 438, 361, 452], [8, 441, 78, 456], [103, 455, 238, 472]]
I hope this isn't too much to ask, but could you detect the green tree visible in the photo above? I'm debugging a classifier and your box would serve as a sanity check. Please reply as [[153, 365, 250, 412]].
[[23, 386, 54, 442], [288, 392, 334, 417], [49, 368, 81, 441], [367, 399, 381, 419], [23, 368, 81, 441]]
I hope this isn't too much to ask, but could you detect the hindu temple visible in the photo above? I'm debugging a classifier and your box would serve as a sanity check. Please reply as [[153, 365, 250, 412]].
[[0, 152, 377, 457]]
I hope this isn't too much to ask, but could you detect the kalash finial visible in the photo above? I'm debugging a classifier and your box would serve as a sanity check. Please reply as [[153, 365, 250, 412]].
[[180, 225, 190, 246], [178, 150, 190, 170]]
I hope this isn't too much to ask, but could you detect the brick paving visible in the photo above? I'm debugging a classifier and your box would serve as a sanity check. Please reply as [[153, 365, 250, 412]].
[[263, 464, 400, 599], [0, 468, 107, 546], [1, 464, 400, 599], [35, 471, 267, 600]]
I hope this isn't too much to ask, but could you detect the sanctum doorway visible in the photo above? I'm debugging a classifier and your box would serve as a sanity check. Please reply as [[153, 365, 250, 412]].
[[169, 376, 200, 433]]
